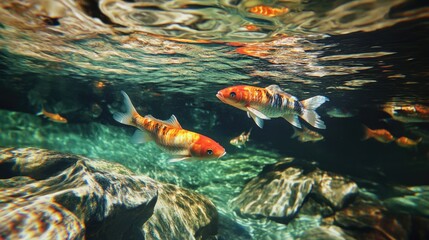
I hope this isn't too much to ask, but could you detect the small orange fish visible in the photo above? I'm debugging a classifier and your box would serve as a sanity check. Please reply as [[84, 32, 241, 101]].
[[362, 125, 395, 143], [37, 107, 67, 123], [114, 91, 225, 162], [414, 105, 429, 115], [216, 85, 329, 129], [383, 103, 429, 123], [248, 5, 289, 17], [244, 24, 261, 31], [94, 81, 105, 89], [235, 46, 271, 58], [230, 128, 252, 148], [395, 136, 422, 148]]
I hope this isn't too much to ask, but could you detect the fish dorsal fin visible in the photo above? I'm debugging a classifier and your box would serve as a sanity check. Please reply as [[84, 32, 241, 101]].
[[266, 85, 296, 100], [266, 85, 285, 94], [163, 115, 182, 129], [144, 114, 182, 129]]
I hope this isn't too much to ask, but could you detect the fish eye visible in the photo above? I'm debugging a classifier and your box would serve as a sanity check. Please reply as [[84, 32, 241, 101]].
[[207, 149, 213, 155], [230, 92, 236, 98]]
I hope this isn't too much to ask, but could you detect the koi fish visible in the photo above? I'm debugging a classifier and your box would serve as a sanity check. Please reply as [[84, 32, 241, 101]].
[[395, 136, 422, 148], [362, 125, 395, 143], [230, 128, 252, 148], [113, 91, 226, 162], [244, 24, 261, 31], [235, 46, 271, 58], [37, 107, 67, 123], [248, 5, 289, 17], [291, 126, 324, 143], [326, 107, 356, 118], [216, 85, 329, 129], [383, 103, 429, 123]]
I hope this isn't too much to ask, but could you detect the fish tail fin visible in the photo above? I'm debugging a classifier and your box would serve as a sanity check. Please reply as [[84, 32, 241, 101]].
[[113, 91, 138, 126], [300, 96, 329, 129], [300, 109, 326, 129], [416, 137, 423, 143], [291, 127, 299, 138], [300, 96, 329, 110], [361, 125, 372, 141], [36, 105, 45, 116]]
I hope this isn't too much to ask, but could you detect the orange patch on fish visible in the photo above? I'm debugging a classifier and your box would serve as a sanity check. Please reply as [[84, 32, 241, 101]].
[[244, 24, 261, 31], [248, 5, 289, 17], [95, 81, 105, 89]]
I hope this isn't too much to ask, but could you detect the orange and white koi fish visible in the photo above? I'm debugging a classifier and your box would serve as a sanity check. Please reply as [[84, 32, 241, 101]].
[[362, 125, 395, 143], [216, 85, 329, 129], [248, 5, 289, 17], [383, 103, 429, 123], [395, 136, 422, 148], [114, 91, 226, 162], [37, 107, 67, 123], [230, 128, 252, 148], [291, 126, 324, 143]]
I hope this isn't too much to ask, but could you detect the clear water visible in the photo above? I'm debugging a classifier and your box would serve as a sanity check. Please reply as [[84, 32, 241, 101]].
[[1, 0, 429, 238]]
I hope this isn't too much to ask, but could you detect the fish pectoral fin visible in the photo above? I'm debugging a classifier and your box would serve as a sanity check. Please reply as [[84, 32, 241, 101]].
[[291, 127, 300, 138], [131, 130, 152, 144], [248, 111, 264, 129], [283, 114, 302, 128], [246, 107, 270, 120], [168, 156, 191, 163]]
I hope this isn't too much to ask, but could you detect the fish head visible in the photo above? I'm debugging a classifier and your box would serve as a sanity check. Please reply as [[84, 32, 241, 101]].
[[191, 135, 226, 159], [54, 115, 68, 123], [383, 131, 395, 142], [216, 86, 248, 110]]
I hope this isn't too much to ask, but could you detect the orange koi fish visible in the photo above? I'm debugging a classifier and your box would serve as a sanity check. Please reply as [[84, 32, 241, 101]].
[[362, 125, 395, 143], [383, 103, 429, 123], [248, 5, 289, 17], [114, 91, 226, 162], [216, 85, 329, 129], [395, 136, 422, 148], [37, 107, 67, 123], [235, 46, 271, 58], [244, 24, 261, 31]]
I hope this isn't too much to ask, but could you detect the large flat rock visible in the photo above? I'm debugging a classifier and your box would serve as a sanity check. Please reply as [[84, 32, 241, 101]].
[[0, 147, 217, 240]]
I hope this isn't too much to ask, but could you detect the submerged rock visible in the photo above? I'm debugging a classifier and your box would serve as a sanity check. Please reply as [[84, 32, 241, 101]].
[[334, 201, 407, 239], [231, 159, 358, 223], [298, 225, 355, 240], [309, 171, 358, 210], [0, 147, 217, 240], [143, 183, 218, 240]]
